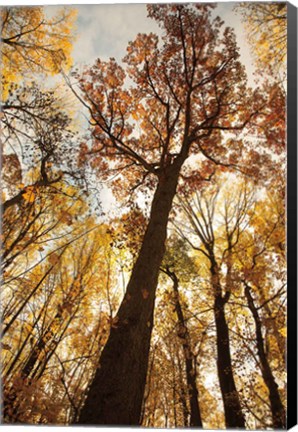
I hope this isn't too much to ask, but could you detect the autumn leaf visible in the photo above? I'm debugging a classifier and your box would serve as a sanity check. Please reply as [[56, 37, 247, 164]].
[[22, 187, 35, 203]]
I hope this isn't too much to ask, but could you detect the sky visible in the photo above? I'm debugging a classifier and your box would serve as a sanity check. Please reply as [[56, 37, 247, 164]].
[[70, 3, 256, 84]]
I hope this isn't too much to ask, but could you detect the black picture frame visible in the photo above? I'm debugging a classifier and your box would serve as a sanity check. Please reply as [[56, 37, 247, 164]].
[[287, 1, 297, 429]]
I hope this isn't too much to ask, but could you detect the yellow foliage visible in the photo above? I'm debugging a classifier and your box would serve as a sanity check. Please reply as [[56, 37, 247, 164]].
[[237, 3, 286, 74], [22, 187, 35, 203], [1, 6, 77, 99]]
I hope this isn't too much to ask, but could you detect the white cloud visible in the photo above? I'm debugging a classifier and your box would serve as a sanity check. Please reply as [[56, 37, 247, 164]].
[[57, 3, 256, 86], [71, 4, 161, 66]]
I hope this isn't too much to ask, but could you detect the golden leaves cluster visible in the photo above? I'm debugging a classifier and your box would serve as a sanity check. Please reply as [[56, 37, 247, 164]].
[[1, 7, 77, 99]]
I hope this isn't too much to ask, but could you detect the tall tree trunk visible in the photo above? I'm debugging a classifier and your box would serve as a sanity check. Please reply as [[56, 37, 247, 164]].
[[244, 282, 286, 429], [256, 284, 285, 359], [21, 294, 74, 379], [3, 315, 52, 422], [3, 298, 47, 381], [214, 294, 245, 428], [166, 268, 203, 427], [3, 264, 55, 337], [78, 164, 181, 425], [3, 300, 78, 423], [139, 346, 156, 426], [177, 352, 189, 427], [169, 348, 178, 428], [211, 260, 245, 428]]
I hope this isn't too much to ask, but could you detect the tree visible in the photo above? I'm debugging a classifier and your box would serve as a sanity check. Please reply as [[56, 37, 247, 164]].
[[1, 5, 81, 217], [162, 266, 203, 427], [74, 4, 270, 425], [174, 173, 286, 428], [236, 192, 286, 428], [243, 281, 285, 429], [236, 3, 286, 75], [1, 6, 76, 99], [1, 82, 86, 216], [175, 179, 255, 428], [2, 223, 116, 424], [161, 237, 204, 427], [141, 235, 219, 428]]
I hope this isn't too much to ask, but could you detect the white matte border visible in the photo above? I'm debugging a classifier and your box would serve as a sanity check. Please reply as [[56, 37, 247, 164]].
[[0, 1, 297, 432]]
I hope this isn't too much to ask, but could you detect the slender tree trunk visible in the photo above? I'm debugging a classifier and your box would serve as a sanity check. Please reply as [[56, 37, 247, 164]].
[[169, 349, 178, 428], [3, 265, 55, 337], [34, 306, 79, 381], [21, 336, 47, 379], [3, 300, 46, 380], [163, 389, 169, 427], [167, 269, 203, 427], [210, 260, 245, 429], [214, 294, 245, 428], [244, 282, 286, 429], [21, 297, 70, 379], [177, 353, 189, 427], [256, 284, 285, 359], [3, 314, 50, 422], [78, 164, 182, 425], [3, 299, 79, 423]]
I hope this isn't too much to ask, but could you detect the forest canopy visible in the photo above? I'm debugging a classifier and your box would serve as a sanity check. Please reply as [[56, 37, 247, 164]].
[[1, 3, 287, 429]]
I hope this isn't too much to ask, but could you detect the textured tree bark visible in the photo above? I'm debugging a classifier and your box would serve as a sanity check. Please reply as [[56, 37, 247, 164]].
[[78, 164, 182, 425], [168, 269, 203, 427], [21, 337, 47, 379], [177, 354, 189, 427], [255, 284, 285, 359], [139, 348, 155, 426], [244, 282, 286, 429], [214, 294, 246, 429], [211, 260, 245, 429], [169, 348, 179, 427]]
